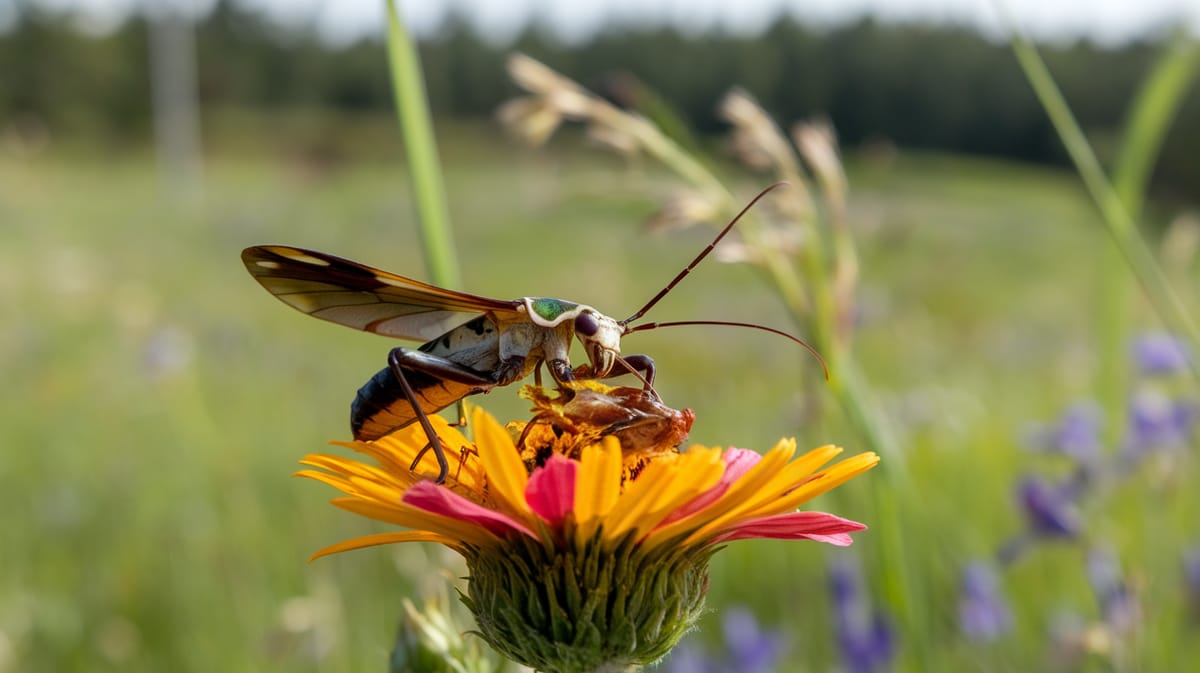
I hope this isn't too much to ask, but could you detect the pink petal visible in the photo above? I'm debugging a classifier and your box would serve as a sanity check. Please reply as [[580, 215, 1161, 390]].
[[402, 482, 536, 539], [659, 448, 762, 526], [720, 447, 764, 482], [526, 454, 577, 526], [710, 511, 867, 546]]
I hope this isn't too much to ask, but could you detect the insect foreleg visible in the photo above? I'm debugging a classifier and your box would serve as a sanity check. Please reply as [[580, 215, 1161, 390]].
[[547, 358, 573, 384], [569, 354, 658, 397], [577, 354, 655, 387], [607, 354, 658, 399], [387, 348, 495, 484], [611, 354, 656, 388]]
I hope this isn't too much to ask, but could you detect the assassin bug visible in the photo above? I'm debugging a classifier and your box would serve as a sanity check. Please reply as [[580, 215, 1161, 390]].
[[242, 183, 823, 483]]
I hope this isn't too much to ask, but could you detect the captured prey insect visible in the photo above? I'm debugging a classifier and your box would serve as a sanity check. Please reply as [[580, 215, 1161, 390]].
[[513, 381, 697, 469], [241, 183, 824, 484]]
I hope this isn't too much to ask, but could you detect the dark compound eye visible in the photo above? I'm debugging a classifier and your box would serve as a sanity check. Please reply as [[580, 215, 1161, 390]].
[[574, 312, 599, 337]]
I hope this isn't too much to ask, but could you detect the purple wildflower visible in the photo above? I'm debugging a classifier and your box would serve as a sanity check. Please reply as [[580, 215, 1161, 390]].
[[1121, 388, 1195, 464], [1023, 403, 1104, 497], [1017, 475, 1081, 539], [1086, 547, 1139, 634], [830, 559, 894, 673], [1133, 331, 1191, 377], [958, 561, 1012, 641], [720, 608, 784, 673], [659, 641, 717, 673], [657, 608, 783, 673], [997, 476, 1082, 564], [1025, 402, 1102, 466]]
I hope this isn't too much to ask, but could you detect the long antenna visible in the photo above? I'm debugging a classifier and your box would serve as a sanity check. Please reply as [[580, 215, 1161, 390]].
[[625, 320, 829, 379], [620, 182, 787, 326]]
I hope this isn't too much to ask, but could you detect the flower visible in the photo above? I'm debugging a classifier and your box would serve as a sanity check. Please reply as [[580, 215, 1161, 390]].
[[829, 558, 895, 673], [719, 608, 785, 673], [957, 561, 1012, 641], [1024, 403, 1102, 466], [1132, 331, 1191, 377], [1017, 475, 1082, 539], [298, 383, 878, 673], [1122, 388, 1194, 459], [1047, 549, 1141, 665], [1086, 547, 1139, 634], [1183, 545, 1200, 622], [659, 607, 784, 673], [997, 475, 1082, 564], [1022, 403, 1103, 496]]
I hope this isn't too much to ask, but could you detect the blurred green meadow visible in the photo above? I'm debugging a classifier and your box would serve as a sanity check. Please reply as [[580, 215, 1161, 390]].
[[5, 109, 1199, 672]]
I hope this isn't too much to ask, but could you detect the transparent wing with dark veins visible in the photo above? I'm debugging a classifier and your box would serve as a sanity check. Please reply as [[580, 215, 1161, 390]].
[[241, 245, 523, 342]]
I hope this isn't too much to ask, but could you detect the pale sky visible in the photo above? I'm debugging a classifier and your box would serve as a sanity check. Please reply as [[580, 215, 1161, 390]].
[[17, 0, 1200, 44]]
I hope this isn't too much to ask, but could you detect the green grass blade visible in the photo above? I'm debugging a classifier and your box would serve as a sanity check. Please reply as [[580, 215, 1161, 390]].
[[1112, 34, 1200, 214], [1098, 34, 1200, 427], [385, 0, 460, 288], [1008, 28, 1200, 377]]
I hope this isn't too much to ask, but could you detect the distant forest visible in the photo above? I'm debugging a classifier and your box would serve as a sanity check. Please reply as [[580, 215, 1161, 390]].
[[2, 0, 1197, 194]]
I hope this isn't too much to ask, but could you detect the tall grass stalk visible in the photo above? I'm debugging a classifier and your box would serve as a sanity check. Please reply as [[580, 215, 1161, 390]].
[[1006, 24, 1200, 380], [1098, 35, 1200, 430], [385, 0, 460, 288]]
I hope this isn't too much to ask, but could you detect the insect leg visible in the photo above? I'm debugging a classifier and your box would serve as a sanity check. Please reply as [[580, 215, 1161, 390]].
[[547, 358, 573, 384], [573, 354, 659, 398], [612, 354, 656, 388], [386, 348, 495, 484], [387, 351, 450, 483], [609, 354, 658, 399], [454, 444, 479, 482]]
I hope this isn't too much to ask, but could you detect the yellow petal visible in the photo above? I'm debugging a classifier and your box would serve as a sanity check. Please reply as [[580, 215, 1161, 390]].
[[656, 441, 797, 542], [756, 451, 880, 516], [309, 531, 461, 561], [705, 444, 844, 524], [574, 437, 622, 541], [332, 441, 414, 476], [300, 452, 359, 472], [603, 447, 725, 542], [295, 469, 358, 494], [331, 497, 499, 548], [682, 451, 879, 546], [301, 453, 410, 488], [472, 406, 533, 520]]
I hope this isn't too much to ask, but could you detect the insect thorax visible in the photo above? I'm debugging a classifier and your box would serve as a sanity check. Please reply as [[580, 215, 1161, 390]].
[[419, 315, 503, 370]]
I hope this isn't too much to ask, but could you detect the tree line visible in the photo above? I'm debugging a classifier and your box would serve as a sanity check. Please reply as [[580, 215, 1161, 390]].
[[2, 0, 1196, 195]]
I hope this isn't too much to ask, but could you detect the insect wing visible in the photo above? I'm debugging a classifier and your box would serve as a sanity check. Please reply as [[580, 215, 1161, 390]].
[[242, 245, 523, 342]]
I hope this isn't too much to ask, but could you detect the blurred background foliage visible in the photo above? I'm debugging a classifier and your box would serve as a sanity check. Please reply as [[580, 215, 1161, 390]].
[[3, 1, 1200, 672], [3, 0, 1199, 197]]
